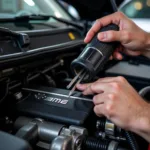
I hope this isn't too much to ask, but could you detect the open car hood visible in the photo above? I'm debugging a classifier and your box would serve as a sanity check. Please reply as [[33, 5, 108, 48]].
[[62, 0, 124, 21]]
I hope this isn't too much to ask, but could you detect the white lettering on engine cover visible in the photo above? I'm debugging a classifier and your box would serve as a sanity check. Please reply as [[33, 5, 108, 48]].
[[45, 97, 68, 105]]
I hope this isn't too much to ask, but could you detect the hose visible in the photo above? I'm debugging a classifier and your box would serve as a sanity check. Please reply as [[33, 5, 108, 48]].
[[139, 86, 150, 101], [124, 131, 139, 150], [28, 60, 62, 82], [9, 60, 62, 90], [96, 119, 139, 150], [82, 137, 109, 150]]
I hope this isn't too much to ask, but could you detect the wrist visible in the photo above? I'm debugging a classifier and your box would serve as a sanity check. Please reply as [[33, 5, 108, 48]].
[[145, 32, 150, 52], [142, 50, 150, 59], [145, 32, 150, 51], [141, 32, 150, 59]]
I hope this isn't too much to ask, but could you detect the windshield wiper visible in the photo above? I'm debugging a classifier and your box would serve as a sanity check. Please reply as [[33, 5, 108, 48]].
[[0, 14, 84, 30], [0, 14, 50, 22]]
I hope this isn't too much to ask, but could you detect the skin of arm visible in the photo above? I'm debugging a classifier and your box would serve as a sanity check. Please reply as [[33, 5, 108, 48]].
[[142, 33, 150, 58], [76, 12, 150, 142]]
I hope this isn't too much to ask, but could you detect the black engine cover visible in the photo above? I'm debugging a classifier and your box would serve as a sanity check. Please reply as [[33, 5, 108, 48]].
[[16, 86, 94, 126]]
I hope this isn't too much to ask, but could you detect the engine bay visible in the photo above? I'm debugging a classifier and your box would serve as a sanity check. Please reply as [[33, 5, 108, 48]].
[[0, 25, 150, 150]]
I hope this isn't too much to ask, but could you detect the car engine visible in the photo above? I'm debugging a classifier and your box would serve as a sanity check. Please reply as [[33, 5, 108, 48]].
[[0, 25, 150, 150]]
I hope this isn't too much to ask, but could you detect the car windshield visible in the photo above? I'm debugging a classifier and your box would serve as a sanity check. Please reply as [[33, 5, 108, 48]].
[[0, 0, 72, 21], [120, 0, 150, 18]]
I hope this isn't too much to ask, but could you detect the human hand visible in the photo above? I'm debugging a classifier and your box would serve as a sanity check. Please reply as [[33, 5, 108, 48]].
[[85, 12, 150, 59], [76, 76, 150, 132]]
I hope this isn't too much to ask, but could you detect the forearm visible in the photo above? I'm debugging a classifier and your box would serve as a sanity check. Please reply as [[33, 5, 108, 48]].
[[130, 102, 150, 143], [133, 122, 150, 143]]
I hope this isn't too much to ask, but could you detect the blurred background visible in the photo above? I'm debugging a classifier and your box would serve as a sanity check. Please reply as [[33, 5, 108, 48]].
[[0, 0, 149, 32]]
